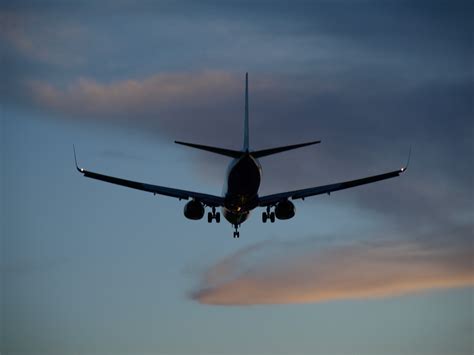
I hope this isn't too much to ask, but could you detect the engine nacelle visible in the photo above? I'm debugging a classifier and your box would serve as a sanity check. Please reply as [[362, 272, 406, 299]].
[[275, 200, 295, 220], [184, 200, 205, 220]]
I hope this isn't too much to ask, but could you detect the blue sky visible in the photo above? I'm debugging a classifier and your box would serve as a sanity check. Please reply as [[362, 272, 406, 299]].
[[1, 1, 473, 354]]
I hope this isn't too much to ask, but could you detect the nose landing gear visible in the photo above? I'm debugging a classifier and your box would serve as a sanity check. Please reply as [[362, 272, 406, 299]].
[[233, 224, 240, 238]]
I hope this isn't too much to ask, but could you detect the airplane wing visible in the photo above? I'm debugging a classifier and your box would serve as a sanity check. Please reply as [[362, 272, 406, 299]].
[[74, 148, 224, 207], [258, 165, 408, 207]]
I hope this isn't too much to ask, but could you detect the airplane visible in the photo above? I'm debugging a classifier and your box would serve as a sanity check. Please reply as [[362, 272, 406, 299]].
[[74, 73, 409, 238]]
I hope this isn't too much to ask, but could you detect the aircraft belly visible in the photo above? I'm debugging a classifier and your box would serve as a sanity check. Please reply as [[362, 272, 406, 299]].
[[222, 207, 250, 225], [221, 155, 261, 225]]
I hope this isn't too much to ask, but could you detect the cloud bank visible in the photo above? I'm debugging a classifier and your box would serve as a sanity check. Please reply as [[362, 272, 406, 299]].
[[191, 230, 473, 305]]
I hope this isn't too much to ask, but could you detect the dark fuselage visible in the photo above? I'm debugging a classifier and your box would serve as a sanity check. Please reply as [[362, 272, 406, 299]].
[[222, 153, 262, 225]]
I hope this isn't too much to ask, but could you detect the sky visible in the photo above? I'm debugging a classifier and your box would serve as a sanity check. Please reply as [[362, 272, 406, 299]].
[[1, 0, 473, 354]]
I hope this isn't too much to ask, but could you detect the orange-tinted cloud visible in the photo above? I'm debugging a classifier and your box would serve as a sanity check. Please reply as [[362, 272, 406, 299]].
[[26, 71, 278, 117], [25, 71, 290, 149], [191, 238, 473, 305]]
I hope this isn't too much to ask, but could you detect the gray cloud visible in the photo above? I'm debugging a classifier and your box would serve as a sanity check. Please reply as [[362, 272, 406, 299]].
[[2, 1, 471, 82]]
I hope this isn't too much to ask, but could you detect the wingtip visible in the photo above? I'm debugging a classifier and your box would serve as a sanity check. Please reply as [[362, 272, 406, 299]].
[[73, 144, 84, 173], [400, 146, 411, 172]]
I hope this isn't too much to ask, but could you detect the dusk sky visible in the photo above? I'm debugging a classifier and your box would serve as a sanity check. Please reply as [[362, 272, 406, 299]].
[[1, 1, 473, 354]]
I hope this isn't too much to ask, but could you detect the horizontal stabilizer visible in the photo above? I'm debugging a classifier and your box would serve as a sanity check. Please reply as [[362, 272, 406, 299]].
[[175, 141, 242, 158], [251, 140, 321, 158]]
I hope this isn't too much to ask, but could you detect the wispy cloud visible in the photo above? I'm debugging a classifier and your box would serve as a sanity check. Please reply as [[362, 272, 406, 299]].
[[27, 71, 244, 115], [191, 230, 473, 305], [25, 71, 285, 147]]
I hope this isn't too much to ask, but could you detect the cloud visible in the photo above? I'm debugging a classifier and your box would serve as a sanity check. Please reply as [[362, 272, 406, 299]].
[[27, 71, 242, 115], [25, 71, 292, 147], [191, 228, 473, 305], [0, 11, 86, 67]]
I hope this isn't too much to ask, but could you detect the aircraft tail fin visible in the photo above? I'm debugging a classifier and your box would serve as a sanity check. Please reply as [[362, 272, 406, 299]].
[[175, 74, 320, 160], [243, 72, 250, 151], [251, 140, 321, 158], [175, 141, 242, 158]]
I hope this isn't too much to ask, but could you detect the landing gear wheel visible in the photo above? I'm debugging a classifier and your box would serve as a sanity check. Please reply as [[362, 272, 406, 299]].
[[233, 224, 240, 238], [269, 212, 275, 223], [208, 208, 220, 223], [262, 212, 268, 223]]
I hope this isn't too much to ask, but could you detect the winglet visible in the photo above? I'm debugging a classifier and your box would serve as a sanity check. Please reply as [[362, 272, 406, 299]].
[[400, 146, 411, 172], [73, 145, 84, 173]]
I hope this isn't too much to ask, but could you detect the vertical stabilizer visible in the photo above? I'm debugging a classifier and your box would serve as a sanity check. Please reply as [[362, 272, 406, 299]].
[[243, 72, 250, 151]]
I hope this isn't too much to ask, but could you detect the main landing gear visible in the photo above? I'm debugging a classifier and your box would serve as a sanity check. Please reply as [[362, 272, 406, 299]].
[[207, 207, 220, 223], [233, 224, 240, 238], [262, 206, 275, 223]]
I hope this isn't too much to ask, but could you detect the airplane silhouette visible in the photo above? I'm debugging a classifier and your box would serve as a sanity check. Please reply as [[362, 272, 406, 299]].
[[75, 73, 409, 238]]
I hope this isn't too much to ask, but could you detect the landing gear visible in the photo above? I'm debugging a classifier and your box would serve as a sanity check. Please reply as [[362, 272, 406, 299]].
[[233, 224, 240, 238], [262, 206, 275, 223], [207, 207, 220, 223]]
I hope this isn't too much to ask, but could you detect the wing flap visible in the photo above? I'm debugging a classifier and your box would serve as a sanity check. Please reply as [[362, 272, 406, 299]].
[[81, 169, 224, 206], [259, 168, 405, 206], [74, 146, 224, 206], [75, 163, 223, 208]]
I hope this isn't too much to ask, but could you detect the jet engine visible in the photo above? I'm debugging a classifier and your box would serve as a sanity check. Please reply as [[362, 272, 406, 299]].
[[184, 200, 205, 220], [275, 200, 295, 220]]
